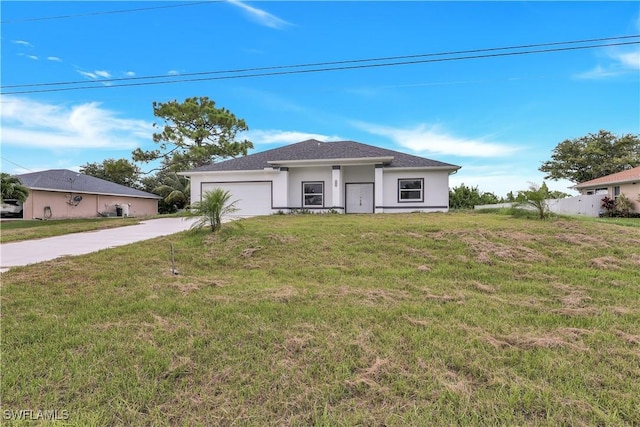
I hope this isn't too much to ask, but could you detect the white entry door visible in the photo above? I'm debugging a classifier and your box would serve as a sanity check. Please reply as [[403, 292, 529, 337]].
[[346, 183, 374, 214]]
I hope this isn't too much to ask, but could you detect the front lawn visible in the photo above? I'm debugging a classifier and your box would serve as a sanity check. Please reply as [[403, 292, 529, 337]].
[[1, 213, 639, 425]]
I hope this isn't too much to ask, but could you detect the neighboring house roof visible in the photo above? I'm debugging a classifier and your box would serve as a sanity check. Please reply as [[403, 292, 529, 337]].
[[574, 166, 640, 189], [184, 139, 461, 173], [16, 169, 161, 199]]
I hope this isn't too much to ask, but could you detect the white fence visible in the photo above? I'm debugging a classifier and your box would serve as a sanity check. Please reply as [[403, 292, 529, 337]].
[[474, 194, 603, 217]]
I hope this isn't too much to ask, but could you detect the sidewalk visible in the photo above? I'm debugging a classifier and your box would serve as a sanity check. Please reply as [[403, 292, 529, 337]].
[[0, 217, 197, 271]]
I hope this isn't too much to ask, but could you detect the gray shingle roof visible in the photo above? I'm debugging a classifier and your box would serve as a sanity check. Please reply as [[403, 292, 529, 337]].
[[185, 139, 460, 172], [17, 169, 161, 199]]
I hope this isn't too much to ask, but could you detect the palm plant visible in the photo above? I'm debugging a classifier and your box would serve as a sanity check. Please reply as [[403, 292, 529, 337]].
[[1, 173, 29, 202], [152, 172, 190, 210], [188, 188, 239, 232]]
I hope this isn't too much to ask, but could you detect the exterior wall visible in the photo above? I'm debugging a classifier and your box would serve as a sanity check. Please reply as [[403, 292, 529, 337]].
[[23, 190, 158, 219], [380, 169, 450, 212], [188, 166, 453, 215], [287, 166, 333, 209]]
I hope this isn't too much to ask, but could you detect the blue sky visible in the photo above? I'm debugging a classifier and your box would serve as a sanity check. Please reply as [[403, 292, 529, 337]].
[[1, 1, 639, 197]]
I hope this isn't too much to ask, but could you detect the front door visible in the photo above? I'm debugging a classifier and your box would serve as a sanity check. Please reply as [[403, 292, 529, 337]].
[[346, 183, 374, 214]]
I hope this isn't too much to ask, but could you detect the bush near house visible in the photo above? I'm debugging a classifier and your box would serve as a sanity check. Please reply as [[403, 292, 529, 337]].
[[601, 195, 640, 218]]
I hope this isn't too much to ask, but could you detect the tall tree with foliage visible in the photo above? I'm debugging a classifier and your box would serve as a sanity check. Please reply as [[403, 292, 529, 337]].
[[539, 130, 640, 183], [80, 158, 141, 188], [132, 97, 253, 172], [449, 184, 500, 209], [1, 173, 29, 201]]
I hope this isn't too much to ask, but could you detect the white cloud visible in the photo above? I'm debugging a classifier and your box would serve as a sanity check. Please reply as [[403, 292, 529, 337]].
[[246, 130, 343, 145], [167, 70, 180, 75], [76, 69, 112, 80], [125, 71, 136, 77], [27, 55, 38, 60], [227, 0, 291, 29], [47, 56, 62, 62], [352, 121, 520, 158], [0, 96, 153, 150], [575, 46, 640, 79], [13, 40, 33, 47]]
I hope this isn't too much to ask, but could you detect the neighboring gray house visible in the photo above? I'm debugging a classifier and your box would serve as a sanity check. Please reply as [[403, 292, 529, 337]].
[[181, 139, 461, 216], [16, 169, 160, 219]]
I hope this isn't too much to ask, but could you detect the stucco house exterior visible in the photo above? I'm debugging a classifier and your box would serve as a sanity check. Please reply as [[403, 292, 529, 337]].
[[15, 169, 160, 219], [573, 166, 640, 212], [181, 139, 461, 216]]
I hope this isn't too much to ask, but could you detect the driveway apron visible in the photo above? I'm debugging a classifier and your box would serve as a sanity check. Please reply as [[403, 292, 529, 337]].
[[0, 217, 197, 271]]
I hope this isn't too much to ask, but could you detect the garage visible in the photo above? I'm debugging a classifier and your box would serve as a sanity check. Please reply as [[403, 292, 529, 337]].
[[201, 181, 272, 217]]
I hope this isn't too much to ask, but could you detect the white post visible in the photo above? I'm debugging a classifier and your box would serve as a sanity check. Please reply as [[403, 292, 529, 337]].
[[332, 166, 342, 211], [375, 165, 384, 213]]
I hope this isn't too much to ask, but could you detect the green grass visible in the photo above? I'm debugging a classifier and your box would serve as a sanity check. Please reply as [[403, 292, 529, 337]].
[[0, 217, 145, 243], [2, 212, 639, 425]]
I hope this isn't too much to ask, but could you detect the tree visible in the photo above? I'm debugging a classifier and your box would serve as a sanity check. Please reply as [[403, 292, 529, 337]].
[[449, 184, 500, 209], [188, 189, 239, 233], [152, 172, 190, 211], [80, 158, 141, 188], [539, 130, 640, 183], [516, 182, 552, 219], [1, 173, 29, 202], [132, 97, 253, 172]]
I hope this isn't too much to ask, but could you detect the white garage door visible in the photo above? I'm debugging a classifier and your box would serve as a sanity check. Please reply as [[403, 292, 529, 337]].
[[201, 182, 272, 217]]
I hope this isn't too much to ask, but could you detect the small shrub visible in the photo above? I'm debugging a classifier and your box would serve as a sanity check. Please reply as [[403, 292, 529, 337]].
[[616, 193, 634, 217]]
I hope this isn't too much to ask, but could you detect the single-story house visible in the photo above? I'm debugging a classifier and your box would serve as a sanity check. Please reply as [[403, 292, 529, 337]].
[[15, 169, 161, 219], [573, 166, 640, 212], [180, 139, 461, 216]]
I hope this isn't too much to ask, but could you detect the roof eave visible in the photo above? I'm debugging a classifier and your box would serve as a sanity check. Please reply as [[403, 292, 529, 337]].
[[267, 156, 395, 167], [575, 177, 640, 189], [27, 187, 162, 199]]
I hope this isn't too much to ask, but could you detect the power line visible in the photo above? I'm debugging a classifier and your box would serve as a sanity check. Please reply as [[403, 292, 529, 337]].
[[2, 40, 638, 95], [3, 35, 638, 90], [0, 1, 219, 24]]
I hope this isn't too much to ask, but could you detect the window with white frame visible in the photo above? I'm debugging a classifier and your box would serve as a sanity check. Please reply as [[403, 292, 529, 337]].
[[303, 182, 324, 207], [398, 178, 424, 202], [614, 186, 620, 199]]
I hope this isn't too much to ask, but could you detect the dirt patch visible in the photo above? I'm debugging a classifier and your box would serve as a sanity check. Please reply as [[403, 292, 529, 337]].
[[267, 233, 297, 244], [461, 232, 547, 265], [500, 329, 590, 351], [240, 247, 263, 257], [590, 256, 622, 270], [631, 254, 640, 266], [404, 315, 430, 327], [330, 286, 410, 306], [554, 233, 607, 248], [615, 330, 640, 345], [551, 283, 598, 316], [468, 281, 495, 294], [421, 287, 462, 303], [346, 357, 389, 389], [417, 265, 431, 272], [268, 285, 300, 302]]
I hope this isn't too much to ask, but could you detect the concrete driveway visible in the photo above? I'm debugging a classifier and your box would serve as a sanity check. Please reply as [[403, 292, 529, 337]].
[[0, 217, 198, 271]]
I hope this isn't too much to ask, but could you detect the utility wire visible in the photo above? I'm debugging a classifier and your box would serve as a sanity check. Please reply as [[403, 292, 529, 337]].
[[2, 40, 638, 95], [3, 35, 638, 90], [0, 1, 219, 24]]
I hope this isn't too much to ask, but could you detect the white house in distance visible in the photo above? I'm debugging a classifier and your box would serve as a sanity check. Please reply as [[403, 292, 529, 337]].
[[180, 139, 461, 216]]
